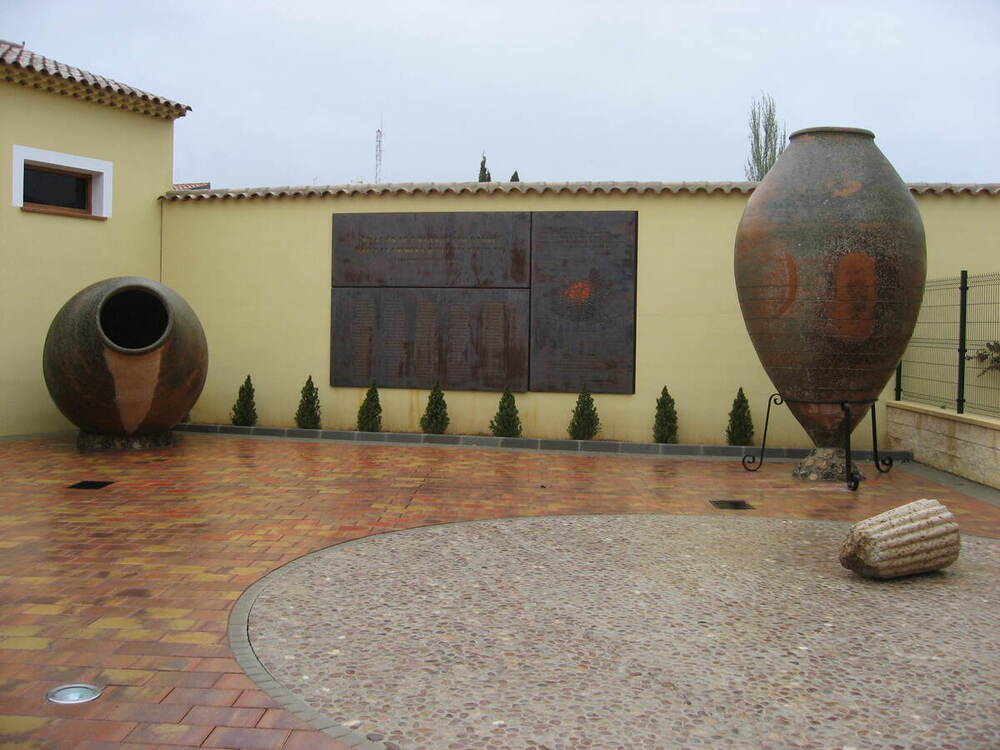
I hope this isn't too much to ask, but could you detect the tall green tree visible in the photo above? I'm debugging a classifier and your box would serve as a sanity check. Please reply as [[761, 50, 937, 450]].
[[478, 152, 492, 182], [745, 92, 787, 181], [568, 390, 601, 440], [294, 375, 321, 429], [509, 170, 520, 182], [490, 389, 522, 437], [420, 383, 450, 434], [726, 387, 754, 446], [357, 384, 382, 432], [231, 375, 257, 426], [652, 386, 678, 443]]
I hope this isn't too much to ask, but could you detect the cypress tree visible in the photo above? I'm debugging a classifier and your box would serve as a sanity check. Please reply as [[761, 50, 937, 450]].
[[653, 386, 678, 443], [568, 389, 600, 440], [294, 375, 322, 429], [357, 384, 382, 432], [489, 389, 522, 437], [745, 92, 787, 181], [510, 170, 520, 182], [726, 387, 754, 445], [478, 153, 492, 182], [231, 374, 257, 426], [420, 383, 450, 434]]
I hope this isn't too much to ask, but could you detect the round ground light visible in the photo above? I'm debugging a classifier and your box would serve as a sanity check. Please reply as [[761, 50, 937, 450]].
[[243, 515, 1000, 749], [46, 683, 103, 704]]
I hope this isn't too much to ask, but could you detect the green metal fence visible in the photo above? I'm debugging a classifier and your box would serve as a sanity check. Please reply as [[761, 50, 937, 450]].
[[896, 270, 1000, 417]]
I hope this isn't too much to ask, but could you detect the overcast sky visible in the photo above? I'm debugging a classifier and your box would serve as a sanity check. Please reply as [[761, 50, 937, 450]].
[[6, 0, 999, 188]]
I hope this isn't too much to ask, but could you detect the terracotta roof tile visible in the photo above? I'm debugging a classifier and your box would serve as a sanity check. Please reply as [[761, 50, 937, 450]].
[[907, 183, 1000, 195], [162, 180, 1000, 202], [163, 181, 756, 201], [1, 40, 190, 120]]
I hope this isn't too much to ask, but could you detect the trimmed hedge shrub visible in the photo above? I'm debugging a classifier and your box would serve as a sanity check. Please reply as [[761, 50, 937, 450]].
[[231, 375, 257, 426], [568, 390, 600, 440], [653, 386, 678, 443], [294, 375, 322, 429], [726, 387, 754, 445], [490, 389, 522, 437], [357, 384, 382, 432], [420, 383, 450, 434]]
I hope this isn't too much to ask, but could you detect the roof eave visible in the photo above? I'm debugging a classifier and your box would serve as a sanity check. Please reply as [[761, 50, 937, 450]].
[[161, 181, 1000, 202], [1, 42, 191, 120]]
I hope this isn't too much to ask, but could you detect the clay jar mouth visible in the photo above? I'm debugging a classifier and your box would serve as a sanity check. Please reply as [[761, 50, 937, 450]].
[[790, 126, 875, 139], [98, 286, 173, 354]]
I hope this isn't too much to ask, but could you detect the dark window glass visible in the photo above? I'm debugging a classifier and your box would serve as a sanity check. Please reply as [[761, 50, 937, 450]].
[[23, 166, 89, 211]]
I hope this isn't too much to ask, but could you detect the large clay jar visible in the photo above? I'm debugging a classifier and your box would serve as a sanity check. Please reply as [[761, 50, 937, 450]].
[[734, 127, 925, 455], [43, 277, 208, 448]]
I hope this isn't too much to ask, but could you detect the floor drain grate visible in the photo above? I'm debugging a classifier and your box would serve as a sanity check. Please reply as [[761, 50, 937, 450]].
[[68, 481, 114, 490], [711, 499, 753, 510]]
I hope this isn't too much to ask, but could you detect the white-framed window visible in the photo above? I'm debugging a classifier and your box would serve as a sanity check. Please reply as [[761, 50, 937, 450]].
[[12, 145, 113, 219]]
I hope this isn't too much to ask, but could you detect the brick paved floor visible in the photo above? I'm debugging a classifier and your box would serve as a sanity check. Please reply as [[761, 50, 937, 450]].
[[0, 433, 998, 749]]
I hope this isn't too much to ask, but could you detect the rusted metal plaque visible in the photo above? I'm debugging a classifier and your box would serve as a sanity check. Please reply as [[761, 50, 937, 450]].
[[331, 288, 529, 391], [333, 212, 530, 288], [529, 212, 637, 394]]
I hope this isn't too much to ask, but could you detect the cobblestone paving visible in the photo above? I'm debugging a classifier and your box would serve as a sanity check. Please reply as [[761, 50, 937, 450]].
[[249, 515, 1000, 750], [0, 432, 998, 749]]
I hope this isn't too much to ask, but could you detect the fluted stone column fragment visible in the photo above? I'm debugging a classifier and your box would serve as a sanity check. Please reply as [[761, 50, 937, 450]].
[[839, 499, 960, 579]]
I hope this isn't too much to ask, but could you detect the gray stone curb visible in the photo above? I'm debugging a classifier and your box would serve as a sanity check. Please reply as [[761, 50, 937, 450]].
[[286, 428, 322, 439], [462, 435, 502, 447], [423, 434, 461, 444], [175, 422, 912, 462], [252, 427, 286, 437], [228, 557, 389, 749], [321, 430, 357, 441]]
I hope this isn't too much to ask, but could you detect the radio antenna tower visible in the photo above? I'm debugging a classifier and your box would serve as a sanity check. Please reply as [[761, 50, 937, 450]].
[[374, 116, 384, 184]]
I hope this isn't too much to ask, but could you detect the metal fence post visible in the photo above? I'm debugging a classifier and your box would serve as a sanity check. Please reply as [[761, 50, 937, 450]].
[[957, 269, 968, 414]]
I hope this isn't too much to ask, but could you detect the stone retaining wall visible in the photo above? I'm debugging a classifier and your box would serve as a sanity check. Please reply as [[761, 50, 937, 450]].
[[887, 401, 1000, 488]]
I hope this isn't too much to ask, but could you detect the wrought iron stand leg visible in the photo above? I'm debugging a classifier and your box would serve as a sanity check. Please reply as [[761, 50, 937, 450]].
[[842, 401, 860, 491], [742, 393, 783, 472], [870, 403, 893, 474]]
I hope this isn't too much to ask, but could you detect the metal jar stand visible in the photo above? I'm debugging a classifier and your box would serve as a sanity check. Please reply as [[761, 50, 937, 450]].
[[741, 394, 893, 491]]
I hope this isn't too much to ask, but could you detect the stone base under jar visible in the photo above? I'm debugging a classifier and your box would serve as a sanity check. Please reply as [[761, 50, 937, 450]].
[[791, 447, 864, 483], [77, 431, 174, 452]]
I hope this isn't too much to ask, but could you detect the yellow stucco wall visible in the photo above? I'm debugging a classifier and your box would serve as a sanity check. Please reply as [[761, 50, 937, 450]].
[[892, 192, 1000, 417], [161, 189, 998, 447], [914, 192, 1000, 278], [4, 74, 993, 447], [0, 82, 175, 435]]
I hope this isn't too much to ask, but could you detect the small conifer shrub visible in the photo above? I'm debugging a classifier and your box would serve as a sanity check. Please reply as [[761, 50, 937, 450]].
[[653, 386, 678, 443], [568, 389, 600, 440], [490, 389, 522, 438], [231, 375, 257, 427], [726, 387, 754, 445], [357, 384, 382, 432], [294, 375, 322, 429], [420, 383, 450, 434]]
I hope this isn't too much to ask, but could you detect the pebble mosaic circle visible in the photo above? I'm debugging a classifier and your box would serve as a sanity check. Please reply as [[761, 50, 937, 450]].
[[247, 515, 1000, 749]]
